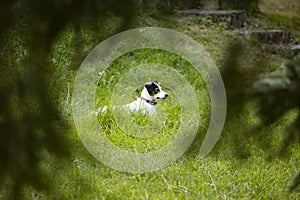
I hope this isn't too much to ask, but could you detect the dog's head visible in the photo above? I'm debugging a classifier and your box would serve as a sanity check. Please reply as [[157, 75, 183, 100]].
[[144, 81, 168, 100]]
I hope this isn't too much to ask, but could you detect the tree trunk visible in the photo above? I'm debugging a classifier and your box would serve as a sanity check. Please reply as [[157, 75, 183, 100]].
[[202, 0, 219, 10], [220, 0, 259, 10]]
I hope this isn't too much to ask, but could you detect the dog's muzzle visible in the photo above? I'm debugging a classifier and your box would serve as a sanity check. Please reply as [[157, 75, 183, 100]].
[[157, 93, 169, 100]]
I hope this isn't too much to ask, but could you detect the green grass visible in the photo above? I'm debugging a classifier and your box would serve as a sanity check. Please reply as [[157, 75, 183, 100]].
[[4, 1, 300, 199], [260, 0, 300, 18], [258, 0, 300, 39], [95, 49, 209, 153]]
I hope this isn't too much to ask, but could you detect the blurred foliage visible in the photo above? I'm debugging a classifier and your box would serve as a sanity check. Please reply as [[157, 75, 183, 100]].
[[222, 39, 300, 190], [255, 55, 300, 191], [0, 0, 139, 199]]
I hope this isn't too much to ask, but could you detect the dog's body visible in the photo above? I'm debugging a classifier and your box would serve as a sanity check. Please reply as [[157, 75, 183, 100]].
[[96, 81, 168, 116]]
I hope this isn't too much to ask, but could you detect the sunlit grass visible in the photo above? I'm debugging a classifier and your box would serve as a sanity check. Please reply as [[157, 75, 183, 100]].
[[95, 49, 209, 153]]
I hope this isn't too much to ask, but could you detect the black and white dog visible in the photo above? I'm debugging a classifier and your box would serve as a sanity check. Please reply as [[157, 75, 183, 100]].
[[96, 81, 168, 115]]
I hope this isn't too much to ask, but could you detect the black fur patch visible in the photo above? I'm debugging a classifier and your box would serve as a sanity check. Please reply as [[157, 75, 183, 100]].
[[145, 81, 160, 96]]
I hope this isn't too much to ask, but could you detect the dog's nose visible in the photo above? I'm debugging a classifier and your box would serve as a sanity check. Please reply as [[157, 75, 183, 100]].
[[165, 94, 169, 98]]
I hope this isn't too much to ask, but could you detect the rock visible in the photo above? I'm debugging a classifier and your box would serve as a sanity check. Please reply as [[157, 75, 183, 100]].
[[285, 45, 300, 57], [291, 45, 300, 53]]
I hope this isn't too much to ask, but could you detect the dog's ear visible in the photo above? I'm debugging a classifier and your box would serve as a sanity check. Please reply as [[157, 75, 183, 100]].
[[145, 82, 152, 89], [153, 80, 159, 84], [145, 82, 155, 95]]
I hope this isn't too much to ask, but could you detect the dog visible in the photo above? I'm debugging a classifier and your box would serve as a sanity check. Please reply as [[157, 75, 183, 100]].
[[96, 81, 168, 116]]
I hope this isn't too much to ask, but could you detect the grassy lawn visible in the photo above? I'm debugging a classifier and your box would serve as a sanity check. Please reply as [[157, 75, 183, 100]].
[[2, 1, 300, 199]]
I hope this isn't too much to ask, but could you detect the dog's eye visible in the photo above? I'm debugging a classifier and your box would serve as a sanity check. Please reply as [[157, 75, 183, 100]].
[[154, 88, 160, 93]]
